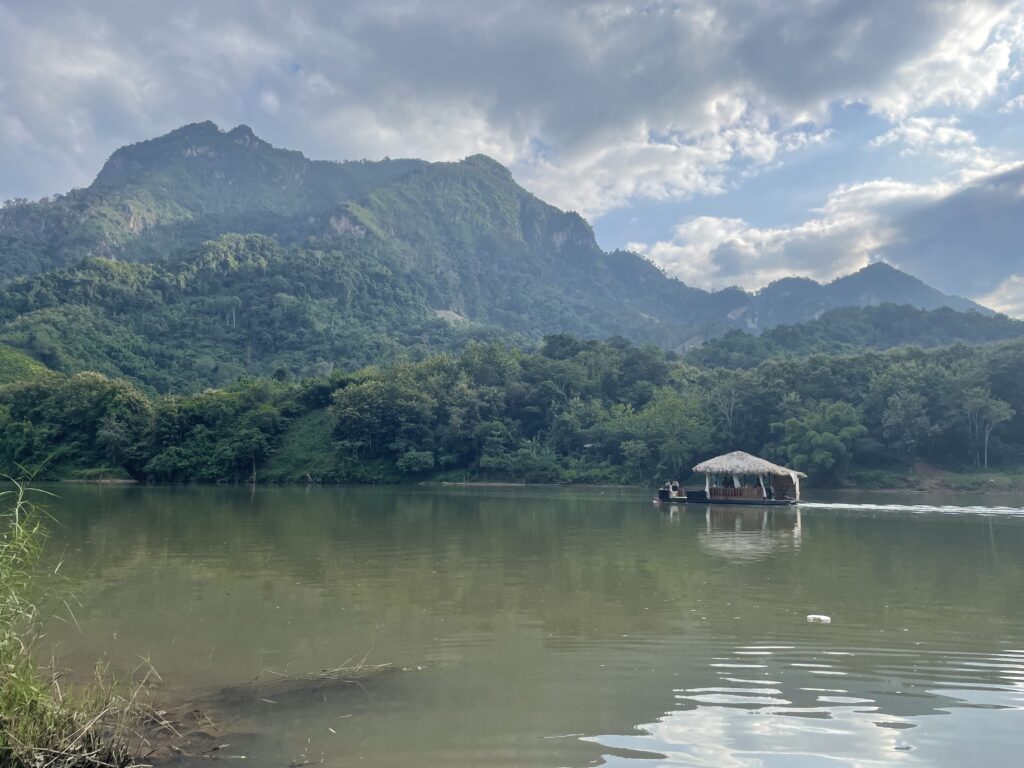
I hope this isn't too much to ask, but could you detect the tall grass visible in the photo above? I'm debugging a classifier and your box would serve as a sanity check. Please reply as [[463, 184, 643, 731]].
[[0, 479, 149, 768]]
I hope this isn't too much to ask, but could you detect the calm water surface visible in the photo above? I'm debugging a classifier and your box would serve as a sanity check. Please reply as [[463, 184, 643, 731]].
[[42, 485, 1024, 767]]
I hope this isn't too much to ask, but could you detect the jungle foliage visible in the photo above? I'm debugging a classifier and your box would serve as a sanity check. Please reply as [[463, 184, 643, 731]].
[[0, 336, 1019, 487]]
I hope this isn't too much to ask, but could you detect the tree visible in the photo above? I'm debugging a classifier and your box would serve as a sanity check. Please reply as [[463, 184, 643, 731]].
[[881, 391, 932, 458], [619, 440, 651, 482], [396, 449, 435, 475], [981, 398, 1014, 469], [958, 387, 1016, 468], [709, 381, 740, 439], [772, 401, 867, 484]]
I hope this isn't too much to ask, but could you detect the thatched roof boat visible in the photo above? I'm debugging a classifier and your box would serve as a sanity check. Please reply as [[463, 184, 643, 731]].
[[693, 451, 807, 479], [657, 451, 806, 506]]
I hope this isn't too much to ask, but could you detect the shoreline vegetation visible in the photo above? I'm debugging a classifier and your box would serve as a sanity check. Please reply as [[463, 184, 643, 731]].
[[0, 334, 1020, 490], [55, 468, 1024, 494], [0, 479, 147, 768]]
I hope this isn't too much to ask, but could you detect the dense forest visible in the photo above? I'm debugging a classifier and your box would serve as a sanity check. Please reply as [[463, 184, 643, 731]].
[[0, 335, 1019, 487], [0, 232, 1017, 394]]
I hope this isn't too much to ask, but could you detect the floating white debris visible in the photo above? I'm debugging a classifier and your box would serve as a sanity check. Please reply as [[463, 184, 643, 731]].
[[807, 614, 832, 624]]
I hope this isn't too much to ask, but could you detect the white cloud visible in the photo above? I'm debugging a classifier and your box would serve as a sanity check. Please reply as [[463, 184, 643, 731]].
[[866, 3, 1021, 118], [630, 178, 952, 291], [631, 162, 1024, 302], [519, 123, 832, 218], [869, 115, 1015, 180], [1, 0, 1023, 220], [999, 93, 1024, 111], [979, 275, 1024, 316], [872, 116, 977, 151], [258, 89, 280, 115]]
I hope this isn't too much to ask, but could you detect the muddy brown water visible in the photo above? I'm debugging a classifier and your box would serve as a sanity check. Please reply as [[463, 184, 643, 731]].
[[41, 484, 1024, 767]]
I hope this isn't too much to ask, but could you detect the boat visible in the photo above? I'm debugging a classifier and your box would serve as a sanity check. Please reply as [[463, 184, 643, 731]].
[[656, 451, 806, 506]]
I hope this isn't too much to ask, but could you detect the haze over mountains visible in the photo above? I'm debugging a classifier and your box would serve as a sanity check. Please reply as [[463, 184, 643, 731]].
[[0, 122, 1011, 391]]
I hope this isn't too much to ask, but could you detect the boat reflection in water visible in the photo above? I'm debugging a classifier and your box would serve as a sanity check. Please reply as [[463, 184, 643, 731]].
[[662, 504, 803, 562]]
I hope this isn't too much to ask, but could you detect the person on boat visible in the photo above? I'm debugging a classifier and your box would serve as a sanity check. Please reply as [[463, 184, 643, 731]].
[[670, 480, 680, 497]]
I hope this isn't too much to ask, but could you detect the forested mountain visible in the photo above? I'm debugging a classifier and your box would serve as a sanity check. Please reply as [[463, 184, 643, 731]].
[[0, 122, 427, 278], [740, 263, 988, 329], [690, 304, 1024, 369], [0, 121, 1018, 484], [0, 123, 997, 392]]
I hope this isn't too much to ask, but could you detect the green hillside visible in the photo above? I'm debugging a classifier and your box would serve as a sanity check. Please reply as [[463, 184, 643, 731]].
[[0, 344, 50, 386], [690, 304, 1024, 369], [0, 122, 995, 388]]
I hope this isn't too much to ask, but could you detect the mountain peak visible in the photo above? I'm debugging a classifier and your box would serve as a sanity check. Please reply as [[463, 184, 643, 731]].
[[91, 120, 305, 190], [854, 261, 900, 275], [166, 120, 222, 139], [829, 261, 991, 315], [227, 124, 265, 148], [458, 153, 515, 181]]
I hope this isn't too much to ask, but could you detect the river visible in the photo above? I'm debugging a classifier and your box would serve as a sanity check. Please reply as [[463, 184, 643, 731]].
[[42, 485, 1024, 767]]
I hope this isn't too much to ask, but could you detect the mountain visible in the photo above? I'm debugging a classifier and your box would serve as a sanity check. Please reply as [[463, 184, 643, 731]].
[[734, 263, 990, 330], [689, 303, 1024, 369], [0, 122, 998, 391], [0, 121, 427, 278]]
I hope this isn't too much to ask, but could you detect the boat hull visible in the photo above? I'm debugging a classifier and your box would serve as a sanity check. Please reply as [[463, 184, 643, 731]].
[[656, 488, 797, 506]]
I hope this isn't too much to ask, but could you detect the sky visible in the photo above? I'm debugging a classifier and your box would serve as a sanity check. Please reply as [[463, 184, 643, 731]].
[[1, 0, 1024, 315]]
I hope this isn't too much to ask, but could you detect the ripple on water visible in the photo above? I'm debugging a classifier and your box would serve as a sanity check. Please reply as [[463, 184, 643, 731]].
[[586, 640, 1024, 766]]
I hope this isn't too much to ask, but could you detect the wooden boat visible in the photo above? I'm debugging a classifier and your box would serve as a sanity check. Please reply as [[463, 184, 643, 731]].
[[655, 451, 806, 507]]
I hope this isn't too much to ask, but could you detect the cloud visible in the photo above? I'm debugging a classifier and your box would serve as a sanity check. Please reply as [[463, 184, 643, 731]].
[[629, 178, 951, 291], [1, 0, 1023, 219], [864, 2, 1023, 118], [980, 275, 1024, 316], [871, 116, 977, 151], [630, 162, 1024, 303], [869, 115, 1012, 179], [999, 93, 1024, 111]]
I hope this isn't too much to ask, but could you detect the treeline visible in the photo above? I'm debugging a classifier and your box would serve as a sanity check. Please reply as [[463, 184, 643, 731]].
[[0, 336, 1020, 486], [689, 304, 1024, 369]]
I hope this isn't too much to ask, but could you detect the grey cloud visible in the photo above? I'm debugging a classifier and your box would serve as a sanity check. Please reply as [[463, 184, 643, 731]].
[[885, 164, 1024, 296]]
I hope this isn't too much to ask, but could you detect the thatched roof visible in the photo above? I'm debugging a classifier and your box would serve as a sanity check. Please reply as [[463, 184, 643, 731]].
[[693, 451, 807, 478]]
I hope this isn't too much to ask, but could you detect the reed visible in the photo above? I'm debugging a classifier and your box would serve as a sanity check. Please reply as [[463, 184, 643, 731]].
[[0, 478, 153, 768]]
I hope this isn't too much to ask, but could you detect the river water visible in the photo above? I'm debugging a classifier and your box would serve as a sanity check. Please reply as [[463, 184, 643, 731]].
[[42, 485, 1024, 767]]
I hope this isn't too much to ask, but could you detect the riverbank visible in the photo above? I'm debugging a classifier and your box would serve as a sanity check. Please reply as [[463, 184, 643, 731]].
[[48, 466, 1024, 493], [846, 464, 1024, 493]]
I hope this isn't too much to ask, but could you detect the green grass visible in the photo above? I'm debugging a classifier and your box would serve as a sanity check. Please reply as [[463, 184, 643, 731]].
[[0, 479, 148, 767]]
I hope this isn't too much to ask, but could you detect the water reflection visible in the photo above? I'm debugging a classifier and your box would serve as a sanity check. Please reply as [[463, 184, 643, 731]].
[[693, 506, 802, 561]]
